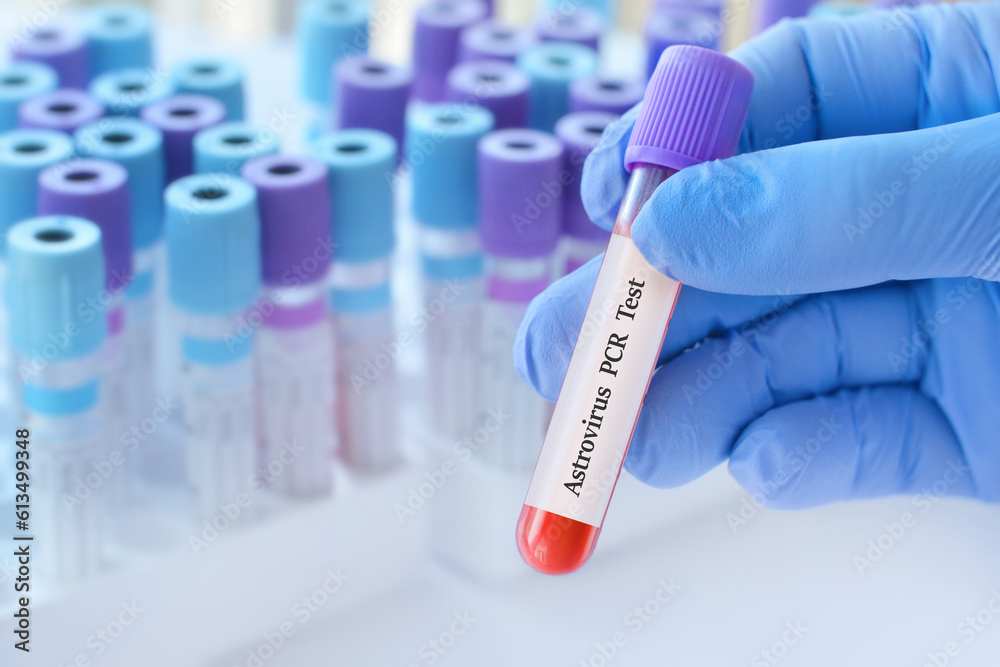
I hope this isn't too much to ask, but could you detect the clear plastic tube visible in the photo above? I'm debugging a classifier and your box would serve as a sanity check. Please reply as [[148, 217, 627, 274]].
[[125, 243, 161, 427], [517, 165, 681, 574], [101, 303, 131, 509]]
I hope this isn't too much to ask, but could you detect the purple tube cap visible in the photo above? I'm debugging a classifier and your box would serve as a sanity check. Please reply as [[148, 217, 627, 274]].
[[626, 46, 753, 172], [414, 0, 487, 101], [336, 55, 412, 152], [19, 89, 105, 133], [447, 60, 530, 129], [241, 155, 332, 286], [10, 25, 89, 89], [37, 158, 133, 289], [478, 128, 564, 258], [568, 75, 645, 115], [536, 7, 604, 50], [141, 94, 227, 134], [459, 20, 537, 62], [556, 111, 617, 239]]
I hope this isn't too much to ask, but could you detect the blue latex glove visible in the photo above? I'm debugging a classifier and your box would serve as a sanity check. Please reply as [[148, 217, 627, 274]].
[[515, 2, 1000, 509]]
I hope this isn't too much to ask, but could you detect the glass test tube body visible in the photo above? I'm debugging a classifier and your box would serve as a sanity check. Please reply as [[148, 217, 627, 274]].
[[479, 254, 553, 470], [517, 165, 681, 574], [179, 311, 257, 517], [256, 284, 334, 498]]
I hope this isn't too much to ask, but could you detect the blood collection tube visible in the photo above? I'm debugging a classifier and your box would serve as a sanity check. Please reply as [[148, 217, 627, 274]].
[[10, 24, 89, 90], [446, 60, 529, 130], [90, 68, 174, 118], [536, 6, 605, 51], [141, 94, 226, 184], [645, 7, 718, 79], [19, 89, 105, 135], [242, 155, 335, 498], [82, 4, 155, 80], [477, 129, 563, 469], [517, 42, 597, 133], [172, 58, 246, 121], [413, 0, 487, 103], [458, 21, 537, 63], [75, 118, 165, 427], [0, 62, 58, 132], [568, 75, 644, 116], [38, 160, 134, 508], [194, 121, 281, 175], [407, 104, 494, 439], [311, 129, 400, 472], [165, 174, 261, 517], [555, 111, 617, 275], [517, 47, 752, 574], [335, 55, 412, 161], [7, 216, 107, 583]]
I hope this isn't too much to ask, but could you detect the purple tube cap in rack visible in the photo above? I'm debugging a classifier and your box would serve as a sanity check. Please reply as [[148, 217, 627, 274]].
[[19, 89, 105, 134], [142, 94, 226, 184]]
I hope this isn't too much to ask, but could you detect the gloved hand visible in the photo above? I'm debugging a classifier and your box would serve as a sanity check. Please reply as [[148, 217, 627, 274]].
[[515, 1, 1000, 508]]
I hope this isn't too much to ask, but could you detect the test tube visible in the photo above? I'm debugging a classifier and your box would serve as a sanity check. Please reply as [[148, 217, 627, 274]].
[[242, 156, 335, 498], [545, 0, 614, 22], [555, 111, 617, 275], [645, 7, 718, 80], [413, 0, 487, 103], [7, 216, 106, 583], [297, 0, 370, 136], [335, 55, 412, 162], [37, 160, 134, 508], [90, 68, 174, 118], [517, 42, 597, 133], [141, 94, 226, 184], [74, 118, 165, 426], [82, 4, 155, 80], [407, 104, 494, 439], [311, 129, 400, 472], [568, 75, 644, 116], [535, 6, 605, 51], [9, 24, 88, 91], [165, 174, 261, 517], [757, 0, 820, 32], [446, 60, 529, 130], [517, 47, 752, 574], [477, 129, 563, 469], [458, 21, 537, 63], [19, 89, 105, 135], [172, 58, 246, 121], [194, 122, 281, 175], [0, 62, 58, 132]]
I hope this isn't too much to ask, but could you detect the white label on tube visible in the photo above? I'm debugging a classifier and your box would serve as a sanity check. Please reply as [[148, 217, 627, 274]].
[[524, 235, 681, 527]]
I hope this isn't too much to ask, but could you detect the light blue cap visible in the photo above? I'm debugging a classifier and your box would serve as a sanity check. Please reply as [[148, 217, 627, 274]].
[[407, 104, 494, 230], [75, 117, 165, 250], [311, 129, 395, 263], [173, 58, 245, 121], [90, 68, 174, 117], [165, 174, 261, 315], [808, 1, 868, 18], [6, 216, 106, 360], [0, 62, 58, 132], [194, 122, 280, 175], [517, 42, 598, 132], [545, 0, 613, 20], [83, 4, 155, 79], [0, 130, 74, 257], [297, 0, 369, 105]]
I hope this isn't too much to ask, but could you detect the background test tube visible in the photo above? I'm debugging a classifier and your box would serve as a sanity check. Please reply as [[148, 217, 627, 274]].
[[535, 6, 605, 51], [517, 46, 753, 575], [407, 103, 494, 440], [37, 159, 135, 510], [243, 155, 336, 499], [141, 94, 226, 184], [568, 74, 644, 116], [808, 1, 869, 18], [545, 0, 614, 22], [9, 24, 89, 91], [458, 20, 538, 63], [555, 111, 617, 275], [311, 129, 401, 473], [194, 121, 281, 175], [172, 58, 246, 121], [19, 89, 106, 135], [90, 68, 175, 118], [412, 0, 487, 103], [446, 60, 529, 131], [757, 0, 820, 32], [165, 174, 261, 517], [7, 216, 107, 584], [517, 42, 597, 133], [477, 128, 563, 470], [0, 62, 58, 132], [645, 7, 719, 80], [82, 3, 155, 80], [335, 55, 412, 163]]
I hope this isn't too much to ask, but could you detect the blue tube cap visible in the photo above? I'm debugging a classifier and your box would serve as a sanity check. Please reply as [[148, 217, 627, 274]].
[[75, 117, 165, 251], [90, 68, 174, 117], [6, 216, 106, 360], [194, 122, 281, 175], [311, 129, 395, 262], [0, 62, 58, 132], [173, 58, 246, 121], [297, 0, 370, 105], [407, 104, 494, 230], [83, 4, 155, 79], [165, 174, 261, 315], [517, 42, 598, 132]]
